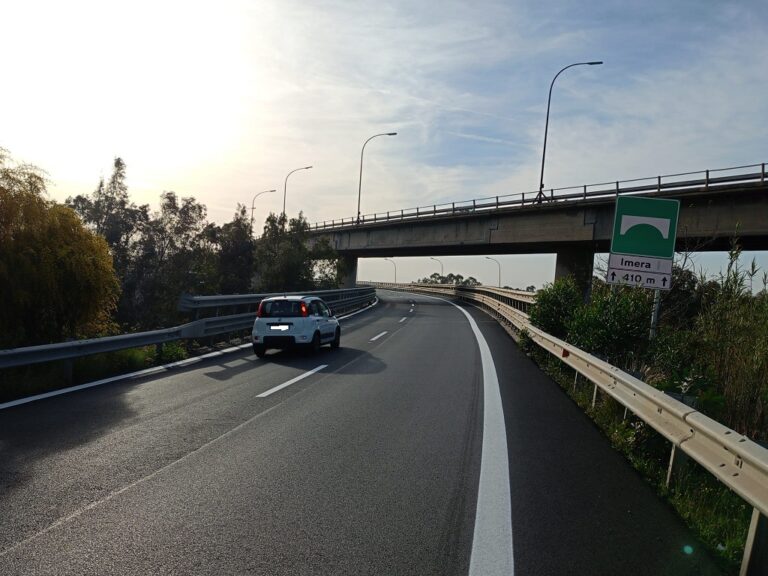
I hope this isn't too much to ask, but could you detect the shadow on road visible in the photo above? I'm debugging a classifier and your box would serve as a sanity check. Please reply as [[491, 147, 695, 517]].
[[230, 346, 388, 376], [0, 381, 137, 495]]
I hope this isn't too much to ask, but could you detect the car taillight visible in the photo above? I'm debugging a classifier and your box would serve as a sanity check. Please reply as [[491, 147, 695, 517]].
[[257, 301, 265, 318], [300, 302, 308, 317]]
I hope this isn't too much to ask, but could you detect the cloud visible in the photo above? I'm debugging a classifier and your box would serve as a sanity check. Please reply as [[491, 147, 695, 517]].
[[1, 0, 766, 285]]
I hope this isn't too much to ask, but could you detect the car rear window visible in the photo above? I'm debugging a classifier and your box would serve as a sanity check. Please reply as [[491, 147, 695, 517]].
[[261, 300, 304, 318]]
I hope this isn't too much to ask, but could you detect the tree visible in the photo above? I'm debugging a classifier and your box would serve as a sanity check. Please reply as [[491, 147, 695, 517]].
[[129, 192, 217, 328], [417, 272, 480, 286], [67, 158, 148, 280], [0, 149, 119, 347], [217, 204, 254, 293], [253, 212, 343, 292]]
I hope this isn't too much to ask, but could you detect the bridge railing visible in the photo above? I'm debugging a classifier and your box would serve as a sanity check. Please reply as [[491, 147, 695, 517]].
[[367, 282, 536, 313], [376, 282, 768, 572], [0, 287, 376, 370], [310, 161, 767, 231]]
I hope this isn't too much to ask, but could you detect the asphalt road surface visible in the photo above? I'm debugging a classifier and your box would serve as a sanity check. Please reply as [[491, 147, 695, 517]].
[[0, 291, 721, 575]]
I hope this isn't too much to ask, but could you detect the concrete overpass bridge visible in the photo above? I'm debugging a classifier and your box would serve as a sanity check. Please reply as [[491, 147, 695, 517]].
[[308, 162, 768, 289]]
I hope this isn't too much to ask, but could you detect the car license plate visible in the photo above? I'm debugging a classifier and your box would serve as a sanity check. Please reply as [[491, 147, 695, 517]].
[[269, 324, 290, 331]]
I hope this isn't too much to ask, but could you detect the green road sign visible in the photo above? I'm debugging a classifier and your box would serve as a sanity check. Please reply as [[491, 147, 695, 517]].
[[610, 196, 680, 258]]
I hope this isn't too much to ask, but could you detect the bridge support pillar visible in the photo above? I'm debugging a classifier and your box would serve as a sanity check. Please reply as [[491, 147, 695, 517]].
[[340, 254, 358, 288], [555, 247, 594, 301]]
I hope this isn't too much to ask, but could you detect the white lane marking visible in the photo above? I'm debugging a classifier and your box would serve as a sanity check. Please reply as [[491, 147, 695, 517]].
[[0, 345, 255, 411], [337, 298, 379, 320], [0, 298, 381, 411], [407, 292, 514, 575], [399, 317, 407, 323], [369, 331, 388, 342], [256, 365, 327, 398], [409, 308, 414, 313], [0, 392, 289, 559]]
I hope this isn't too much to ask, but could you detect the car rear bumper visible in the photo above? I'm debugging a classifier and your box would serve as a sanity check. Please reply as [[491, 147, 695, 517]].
[[260, 335, 298, 349]]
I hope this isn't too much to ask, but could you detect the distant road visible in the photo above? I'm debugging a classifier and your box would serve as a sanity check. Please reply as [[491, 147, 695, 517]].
[[0, 292, 720, 575]]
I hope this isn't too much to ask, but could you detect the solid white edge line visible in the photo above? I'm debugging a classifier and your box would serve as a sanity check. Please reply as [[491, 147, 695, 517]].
[[369, 331, 388, 342], [399, 317, 407, 323], [406, 292, 514, 575], [0, 299, 381, 411], [256, 364, 327, 398], [337, 298, 379, 320]]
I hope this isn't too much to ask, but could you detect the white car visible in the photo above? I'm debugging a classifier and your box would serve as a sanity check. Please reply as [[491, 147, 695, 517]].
[[252, 296, 340, 358]]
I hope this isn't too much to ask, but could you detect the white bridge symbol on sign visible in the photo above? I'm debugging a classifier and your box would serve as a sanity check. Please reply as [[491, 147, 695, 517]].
[[619, 215, 671, 239]]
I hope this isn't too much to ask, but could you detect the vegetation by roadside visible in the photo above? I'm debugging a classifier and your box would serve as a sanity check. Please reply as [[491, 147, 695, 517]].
[[519, 247, 767, 574]]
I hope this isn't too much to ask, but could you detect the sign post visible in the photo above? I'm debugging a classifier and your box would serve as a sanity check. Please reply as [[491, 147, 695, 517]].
[[606, 196, 680, 291]]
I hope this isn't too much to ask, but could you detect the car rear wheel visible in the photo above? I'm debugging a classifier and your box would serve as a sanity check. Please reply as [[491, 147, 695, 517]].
[[331, 328, 341, 349], [310, 331, 321, 353], [253, 344, 266, 358]]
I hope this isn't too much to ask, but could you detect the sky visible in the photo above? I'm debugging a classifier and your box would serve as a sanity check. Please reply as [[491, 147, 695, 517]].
[[2, 0, 767, 288]]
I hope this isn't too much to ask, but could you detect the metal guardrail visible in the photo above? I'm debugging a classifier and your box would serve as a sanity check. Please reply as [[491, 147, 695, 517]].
[[310, 162, 767, 230], [377, 282, 768, 573], [0, 287, 376, 370], [178, 287, 375, 312]]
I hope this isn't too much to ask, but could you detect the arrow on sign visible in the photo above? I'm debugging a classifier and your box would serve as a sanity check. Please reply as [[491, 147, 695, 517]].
[[611, 271, 616, 281], [662, 277, 668, 287]]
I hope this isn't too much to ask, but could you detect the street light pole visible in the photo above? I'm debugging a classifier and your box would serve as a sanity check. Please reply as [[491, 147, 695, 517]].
[[358, 132, 397, 223], [537, 61, 603, 202], [429, 256, 444, 276], [486, 256, 501, 287], [283, 166, 313, 216], [250, 189, 276, 232], [384, 257, 397, 283]]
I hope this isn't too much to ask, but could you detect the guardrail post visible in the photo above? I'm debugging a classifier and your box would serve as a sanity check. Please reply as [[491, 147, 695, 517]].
[[572, 371, 579, 393], [522, 193, 525, 205], [665, 444, 690, 488], [615, 181, 620, 196], [583, 185, 587, 200], [496, 196, 499, 208], [591, 382, 598, 408], [705, 169, 710, 189], [550, 188, 554, 201], [657, 175, 661, 192], [742, 508, 768, 576], [762, 163, 765, 183]]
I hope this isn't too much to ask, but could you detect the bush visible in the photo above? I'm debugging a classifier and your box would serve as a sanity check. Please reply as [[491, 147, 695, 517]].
[[158, 341, 188, 363], [528, 276, 583, 339], [567, 282, 652, 369]]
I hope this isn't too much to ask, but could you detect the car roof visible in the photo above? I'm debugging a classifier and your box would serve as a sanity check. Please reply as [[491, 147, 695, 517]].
[[261, 295, 321, 302]]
